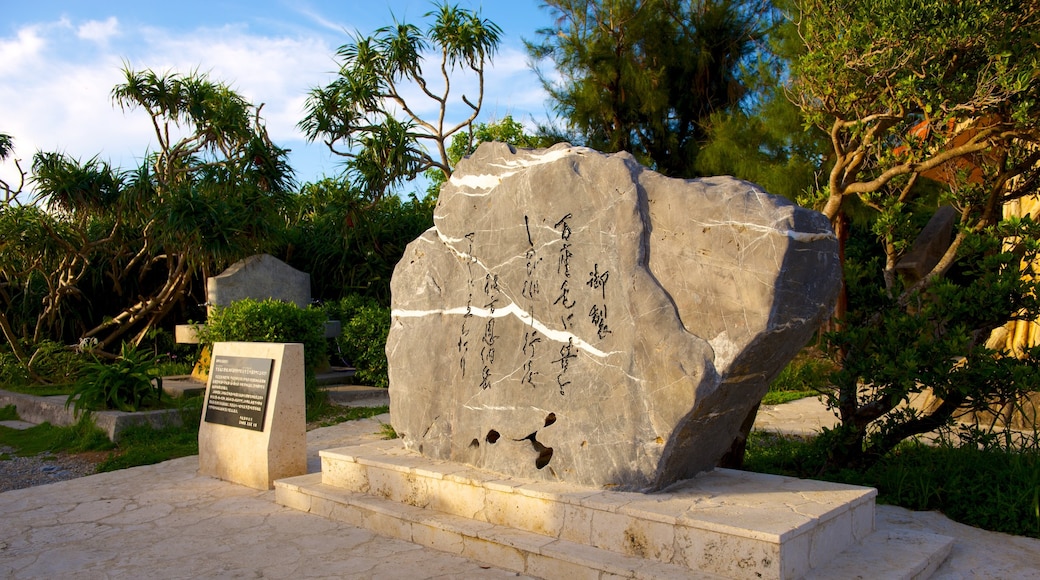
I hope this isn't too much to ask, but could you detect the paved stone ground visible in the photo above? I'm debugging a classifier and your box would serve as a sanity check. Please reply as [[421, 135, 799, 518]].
[[0, 416, 531, 579], [1, 398, 1039, 578]]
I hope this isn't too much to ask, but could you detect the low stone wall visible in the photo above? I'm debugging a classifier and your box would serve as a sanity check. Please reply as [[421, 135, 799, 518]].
[[0, 389, 184, 442]]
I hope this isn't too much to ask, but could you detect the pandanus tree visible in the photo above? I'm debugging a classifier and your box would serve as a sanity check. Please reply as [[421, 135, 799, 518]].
[[0, 67, 294, 366], [88, 67, 294, 349], [299, 2, 502, 199]]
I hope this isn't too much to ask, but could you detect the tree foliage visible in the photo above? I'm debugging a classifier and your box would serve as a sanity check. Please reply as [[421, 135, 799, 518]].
[[300, 3, 502, 198], [0, 67, 293, 370], [693, 5, 830, 202], [424, 115, 556, 197], [823, 218, 1040, 466], [787, 0, 1040, 465], [0, 133, 27, 205], [283, 178, 434, 306], [792, 0, 1040, 229], [527, 0, 771, 177]]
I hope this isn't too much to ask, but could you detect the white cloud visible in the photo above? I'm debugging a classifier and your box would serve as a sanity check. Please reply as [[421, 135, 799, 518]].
[[77, 17, 120, 44], [0, 25, 47, 76], [131, 25, 338, 143], [1, 20, 337, 189]]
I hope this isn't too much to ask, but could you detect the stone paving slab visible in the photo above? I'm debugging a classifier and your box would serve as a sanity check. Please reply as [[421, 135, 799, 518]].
[[0, 420, 35, 431], [0, 416, 530, 580], [2, 407, 1040, 579]]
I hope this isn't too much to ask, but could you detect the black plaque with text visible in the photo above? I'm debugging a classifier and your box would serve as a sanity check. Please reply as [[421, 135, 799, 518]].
[[204, 356, 274, 431]]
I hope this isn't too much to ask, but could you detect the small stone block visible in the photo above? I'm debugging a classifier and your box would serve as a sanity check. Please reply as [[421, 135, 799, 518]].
[[411, 521, 465, 555], [427, 477, 487, 520], [590, 509, 675, 562], [460, 536, 526, 574], [362, 509, 412, 541], [321, 457, 369, 492], [525, 552, 602, 580], [483, 490, 563, 537], [809, 509, 853, 570]]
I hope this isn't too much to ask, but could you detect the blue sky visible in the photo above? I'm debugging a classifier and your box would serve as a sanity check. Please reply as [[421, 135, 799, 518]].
[[1, 1, 556, 196]]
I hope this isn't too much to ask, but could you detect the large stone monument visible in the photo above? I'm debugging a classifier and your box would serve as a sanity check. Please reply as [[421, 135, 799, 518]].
[[387, 143, 841, 491]]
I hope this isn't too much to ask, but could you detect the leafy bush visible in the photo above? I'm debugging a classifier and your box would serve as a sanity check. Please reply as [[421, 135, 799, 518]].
[[0, 349, 29, 387], [27, 340, 88, 385], [743, 432, 1040, 539], [283, 180, 434, 304], [198, 298, 329, 377], [323, 295, 389, 388], [66, 342, 163, 415], [823, 219, 1040, 468]]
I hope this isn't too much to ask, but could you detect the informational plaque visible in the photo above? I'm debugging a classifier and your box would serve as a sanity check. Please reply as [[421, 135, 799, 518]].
[[204, 355, 274, 431]]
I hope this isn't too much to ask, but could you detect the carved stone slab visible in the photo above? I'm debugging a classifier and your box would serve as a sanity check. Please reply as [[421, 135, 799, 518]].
[[388, 143, 840, 490], [207, 254, 311, 310]]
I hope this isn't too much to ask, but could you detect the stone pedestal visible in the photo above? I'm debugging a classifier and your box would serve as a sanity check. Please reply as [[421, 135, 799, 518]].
[[199, 342, 306, 490], [275, 441, 953, 579]]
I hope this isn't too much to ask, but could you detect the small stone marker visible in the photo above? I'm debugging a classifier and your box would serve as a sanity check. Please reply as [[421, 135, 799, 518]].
[[207, 254, 311, 311], [198, 342, 306, 490], [388, 143, 841, 491]]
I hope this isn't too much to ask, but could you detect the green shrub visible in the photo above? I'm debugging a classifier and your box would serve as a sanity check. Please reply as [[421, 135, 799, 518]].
[[323, 295, 389, 388], [66, 342, 164, 414], [743, 431, 1040, 539], [27, 340, 87, 385], [0, 349, 29, 387], [198, 298, 329, 376]]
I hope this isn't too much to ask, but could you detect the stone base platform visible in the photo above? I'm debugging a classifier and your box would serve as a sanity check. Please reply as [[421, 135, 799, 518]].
[[0, 389, 183, 442], [275, 440, 952, 579]]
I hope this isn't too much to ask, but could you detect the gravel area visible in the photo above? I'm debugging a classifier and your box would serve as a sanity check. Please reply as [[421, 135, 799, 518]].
[[0, 445, 102, 492]]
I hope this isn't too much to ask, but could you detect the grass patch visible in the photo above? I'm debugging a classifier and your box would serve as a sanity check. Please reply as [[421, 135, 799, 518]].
[[762, 349, 836, 406], [0, 416, 115, 457], [96, 422, 200, 472], [313, 405, 389, 428], [743, 431, 1040, 539], [1, 389, 392, 478], [95, 398, 205, 471], [0, 404, 19, 421], [379, 422, 398, 440], [0, 399, 203, 472]]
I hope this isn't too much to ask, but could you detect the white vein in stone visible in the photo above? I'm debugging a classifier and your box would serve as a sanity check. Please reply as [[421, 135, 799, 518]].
[[392, 301, 614, 359], [695, 217, 836, 243], [447, 146, 593, 192]]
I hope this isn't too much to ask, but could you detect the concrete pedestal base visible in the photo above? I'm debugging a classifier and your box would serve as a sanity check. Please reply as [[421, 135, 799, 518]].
[[276, 440, 952, 579], [199, 342, 306, 490]]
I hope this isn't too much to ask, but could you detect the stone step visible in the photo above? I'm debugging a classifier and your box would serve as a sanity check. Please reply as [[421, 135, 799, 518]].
[[275, 440, 951, 579], [804, 528, 953, 580], [276, 473, 715, 580], [0, 419, 36, 430]]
